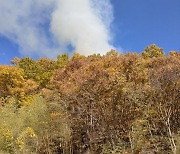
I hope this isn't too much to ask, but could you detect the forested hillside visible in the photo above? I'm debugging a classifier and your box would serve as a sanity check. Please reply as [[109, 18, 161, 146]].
[[0, 44, 179, 154]]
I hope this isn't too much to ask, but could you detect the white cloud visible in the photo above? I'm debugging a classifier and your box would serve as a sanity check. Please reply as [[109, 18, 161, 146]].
[[0, 0, 115, 57]]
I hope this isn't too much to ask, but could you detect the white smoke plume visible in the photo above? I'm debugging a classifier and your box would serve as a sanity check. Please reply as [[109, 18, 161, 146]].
[[0, 0, 114, 57]]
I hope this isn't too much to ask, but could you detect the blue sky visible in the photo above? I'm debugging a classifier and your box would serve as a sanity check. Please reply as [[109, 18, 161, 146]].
[[0, 0, 180, 64], [112, 0, 180, 54]]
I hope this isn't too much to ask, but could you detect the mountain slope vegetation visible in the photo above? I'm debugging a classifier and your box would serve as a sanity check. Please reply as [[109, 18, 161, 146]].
[[0, 44, 179, 154]]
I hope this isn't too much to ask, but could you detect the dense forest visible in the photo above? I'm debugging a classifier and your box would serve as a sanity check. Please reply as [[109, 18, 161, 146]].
[[0, 44, 179, 154]]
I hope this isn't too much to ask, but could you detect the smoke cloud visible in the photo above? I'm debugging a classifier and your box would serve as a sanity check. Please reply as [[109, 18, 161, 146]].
[[0, 0, 114, 57]]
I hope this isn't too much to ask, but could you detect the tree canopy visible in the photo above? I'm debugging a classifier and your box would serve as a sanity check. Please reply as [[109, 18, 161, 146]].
[[0, 44, 179, 154]]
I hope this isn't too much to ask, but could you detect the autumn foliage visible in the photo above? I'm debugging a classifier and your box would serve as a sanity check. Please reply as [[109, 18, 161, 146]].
[[0, 44, 179, 154]]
